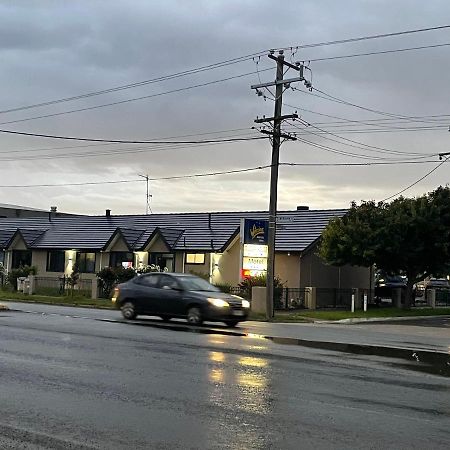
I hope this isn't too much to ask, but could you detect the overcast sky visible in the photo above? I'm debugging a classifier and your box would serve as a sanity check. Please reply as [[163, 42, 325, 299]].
[[0, 0, 449, 215]]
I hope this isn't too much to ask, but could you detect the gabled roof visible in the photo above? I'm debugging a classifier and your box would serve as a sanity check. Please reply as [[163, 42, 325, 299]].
[[0, 209, 346, 252], [120, 228, 146, 249], [9, 228, 47, 248], [158, 228, 184, 249], [103, 227, 146, 251], [139, 227, 185, 251], [0, 229, 16, 249]]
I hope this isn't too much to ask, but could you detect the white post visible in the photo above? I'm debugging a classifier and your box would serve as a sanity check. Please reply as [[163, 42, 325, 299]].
[[351, 292, 355, 313], [363, 292, 368, 312]]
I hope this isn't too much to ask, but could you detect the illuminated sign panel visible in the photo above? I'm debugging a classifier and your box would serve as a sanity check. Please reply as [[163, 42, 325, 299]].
[[243, 244, 268, 258], [240, 219, 269, 279], [242, 256, 267, 271], [242, 219, 268, 245]]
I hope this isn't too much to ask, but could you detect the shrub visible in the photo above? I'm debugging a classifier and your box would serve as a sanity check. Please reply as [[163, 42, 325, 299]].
[[136, 264, 163, 274], [97, 266, 138, 298], [238, 274, 285, 306], [7, 265, 38, 290]]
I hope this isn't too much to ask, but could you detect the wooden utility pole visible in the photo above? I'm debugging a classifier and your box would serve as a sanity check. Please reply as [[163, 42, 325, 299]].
[[251, 50, 305, 320]]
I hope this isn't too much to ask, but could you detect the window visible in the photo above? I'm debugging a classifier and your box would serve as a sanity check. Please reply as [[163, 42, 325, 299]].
[[12, 250, 32, 269], [110, 251, 134, 268], [47, 250, 65, 272], [76, 252, 96, 273], [149, 253, 174, 272], [185, 253, 205, 265]]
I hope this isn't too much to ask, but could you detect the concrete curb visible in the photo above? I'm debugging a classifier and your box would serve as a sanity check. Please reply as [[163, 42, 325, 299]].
[[319, 315, 450, 324]]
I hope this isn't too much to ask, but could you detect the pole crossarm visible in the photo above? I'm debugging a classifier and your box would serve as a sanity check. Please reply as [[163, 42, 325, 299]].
[[268, 53, 303, 71], [259, 129, 297, 140], [251, 76, 305, 90], [254, 113, 298, 123]]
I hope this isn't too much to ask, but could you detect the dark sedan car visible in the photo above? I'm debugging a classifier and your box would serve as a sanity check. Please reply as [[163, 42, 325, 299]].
[[112, 272, 250, 327]]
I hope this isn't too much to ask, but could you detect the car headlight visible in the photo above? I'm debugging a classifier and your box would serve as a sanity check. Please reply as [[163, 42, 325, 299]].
[[208, 298, 230, 308], [242, 300, 250, 308]]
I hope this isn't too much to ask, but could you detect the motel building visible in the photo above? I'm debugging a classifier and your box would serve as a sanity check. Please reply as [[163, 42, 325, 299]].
[[0, 207, 370, 292]]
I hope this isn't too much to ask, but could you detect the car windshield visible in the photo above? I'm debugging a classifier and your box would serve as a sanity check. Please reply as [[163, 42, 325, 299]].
[[178, 276, 220, 292]]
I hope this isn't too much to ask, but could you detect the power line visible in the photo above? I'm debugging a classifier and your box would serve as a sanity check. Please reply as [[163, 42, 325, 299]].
[[380, 157, 449, 202], [283, 101, 450, 129], [0, 68, 273, 126], [280, 25, 450, 51], [286, 125, 447, 134], [1, 24, 448, 117], [0, 136, 261, 162], [288, 120, 432, 158], [1, 158, 446, 188], [281, 160, 443, 167], [302, 86, 443, 124], [0, 127, 253, 155], [0, 128, 265, 145], [0, 57, 266, 116], [306, 42, 450, 62], [0, 165, 273, 187], [0, 179, 144, 188]]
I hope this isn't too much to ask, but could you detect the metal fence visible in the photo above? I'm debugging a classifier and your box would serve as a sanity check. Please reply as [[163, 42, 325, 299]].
[[276, 288, 308, 310], [34, 276, 92, 297], [316, 288, 354, 309], [436, 288, 450, 307]]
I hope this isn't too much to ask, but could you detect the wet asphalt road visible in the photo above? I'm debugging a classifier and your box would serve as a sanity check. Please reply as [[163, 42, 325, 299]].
[[2, 301, 450, 352], [0, 307, 449, 449]]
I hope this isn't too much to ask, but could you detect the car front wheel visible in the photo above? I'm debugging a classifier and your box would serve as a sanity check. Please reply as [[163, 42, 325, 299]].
[[121, 301, 137, 320], [187, 307, 203, 325]]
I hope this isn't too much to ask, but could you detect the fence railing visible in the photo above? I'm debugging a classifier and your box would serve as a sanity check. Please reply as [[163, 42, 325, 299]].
[[316, 287, 354, 309], [276, 288, 308, 310], [435, 288, 450, 307], [34, 275, 92, 297]]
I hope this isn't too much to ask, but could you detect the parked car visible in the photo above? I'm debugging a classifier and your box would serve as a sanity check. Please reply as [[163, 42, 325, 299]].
[[112, 272, 250, 327], [374, 274, 406, 303], [415, 277, 450, 295]]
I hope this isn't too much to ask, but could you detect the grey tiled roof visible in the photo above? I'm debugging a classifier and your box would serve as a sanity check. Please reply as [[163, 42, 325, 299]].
[[157, 228, 184, 249], [17, 229, 47, 247], [0, 229, 16, 248], [118, 228, 145, 250], [0, 209, 346, 252]]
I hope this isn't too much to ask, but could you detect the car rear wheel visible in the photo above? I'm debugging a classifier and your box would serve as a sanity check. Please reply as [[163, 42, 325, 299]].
[[225, 320, 239, 328], [187, 307, 203, 325], [160, 315, 172, 322], [121, 301, 137, 320]]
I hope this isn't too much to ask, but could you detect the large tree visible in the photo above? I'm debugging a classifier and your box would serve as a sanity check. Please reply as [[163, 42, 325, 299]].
[[319, 186, 450, 308]]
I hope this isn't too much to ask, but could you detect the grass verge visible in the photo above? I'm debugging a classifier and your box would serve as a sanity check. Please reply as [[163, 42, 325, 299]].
[[0, 289, 114, 309], [273, 307, 450, 322]]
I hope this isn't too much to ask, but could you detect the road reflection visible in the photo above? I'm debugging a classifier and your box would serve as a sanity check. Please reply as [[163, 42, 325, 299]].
[[205, 341, 273, 449]]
